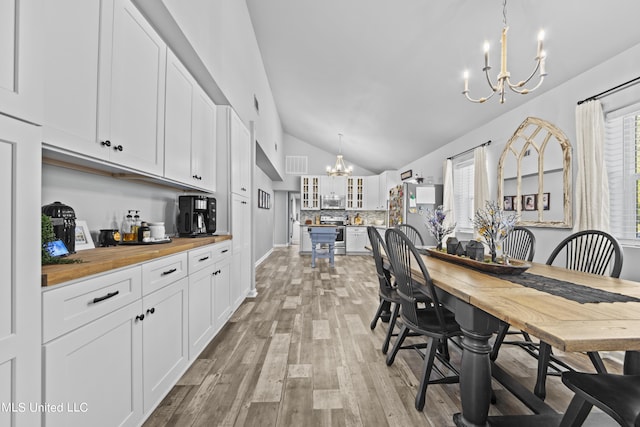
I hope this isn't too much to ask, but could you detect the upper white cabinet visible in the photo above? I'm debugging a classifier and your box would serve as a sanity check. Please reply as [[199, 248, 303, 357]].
[[301, 176, 320, 210], [346, 176, 365, 210], [218, 106, 251, 196], [0, 0, 42, 123], [43, 0, 167, 176], [164, 50, 217, 192], [365, 175, 384, 210], [320, 176, 346, 197]]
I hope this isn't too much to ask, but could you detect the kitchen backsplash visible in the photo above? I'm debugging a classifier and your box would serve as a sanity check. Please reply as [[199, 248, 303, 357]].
[[300, 210, 387, 226]]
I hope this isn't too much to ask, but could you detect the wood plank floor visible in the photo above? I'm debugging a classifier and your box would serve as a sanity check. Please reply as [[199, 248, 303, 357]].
[[144, 247, 622, 427]]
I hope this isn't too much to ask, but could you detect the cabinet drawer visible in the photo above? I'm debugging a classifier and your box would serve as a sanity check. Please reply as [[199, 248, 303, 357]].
[[142, 252, 188, 296], [42, 266, 142, 343], [188, 241, 232, 274]]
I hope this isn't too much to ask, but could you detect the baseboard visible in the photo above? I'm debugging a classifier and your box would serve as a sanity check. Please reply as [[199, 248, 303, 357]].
[[255, 248, 274, 267], [274, 243, 289, 247]]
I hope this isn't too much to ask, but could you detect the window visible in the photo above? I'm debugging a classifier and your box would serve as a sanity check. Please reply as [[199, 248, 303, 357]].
[[605, 104, 640, 240], [453, 156, 474, 232]]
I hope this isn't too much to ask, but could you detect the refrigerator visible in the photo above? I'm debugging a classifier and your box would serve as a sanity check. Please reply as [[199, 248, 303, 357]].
[[388, 182, 443, 246]]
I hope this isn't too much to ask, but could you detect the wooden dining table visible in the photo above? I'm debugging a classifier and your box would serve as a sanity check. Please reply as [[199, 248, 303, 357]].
[[390, 250, 640, 426]]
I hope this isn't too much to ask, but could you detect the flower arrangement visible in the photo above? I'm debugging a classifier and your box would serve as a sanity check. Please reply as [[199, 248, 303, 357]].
[[472, 200, 518, 263], [423, 205, 456, 250]]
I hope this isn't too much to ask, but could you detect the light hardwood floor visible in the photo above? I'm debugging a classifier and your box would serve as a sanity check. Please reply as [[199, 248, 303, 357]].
[[144, 246, 622, 427]]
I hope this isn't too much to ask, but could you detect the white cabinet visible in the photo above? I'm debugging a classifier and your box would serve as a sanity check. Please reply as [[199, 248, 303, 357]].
[[365, 175, 384, 210], [347, 227, 370, 254], [346, 176, 365, 210], [231, 194, 252, 310], [0, 0, 42, 123], [164, 49, 217, 191], [300, 226, 312, 253], [378, 170, 398, 210], [301, 176, 320, 210], [0, 116, 41, 427], [217, 106, 251, 196], [43, 0, 167, 176], [188, 241, 232, 359], [320, 176, 346, 197]]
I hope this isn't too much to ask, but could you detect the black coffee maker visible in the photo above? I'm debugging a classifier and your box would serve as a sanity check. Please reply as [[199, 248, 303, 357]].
[[42, 201, 77, 253], [177, 196, 216, 237]]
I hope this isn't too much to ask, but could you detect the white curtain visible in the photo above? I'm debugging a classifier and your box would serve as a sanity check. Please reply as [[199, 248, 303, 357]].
[[442, 158, 455, 239], [574, 100, 610, 232], [473, 145, 490, 213]]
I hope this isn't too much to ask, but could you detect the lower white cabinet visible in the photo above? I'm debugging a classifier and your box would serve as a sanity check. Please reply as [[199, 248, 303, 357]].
[[231, 193, 252, 309], [346, 226, 370, 254], [43, 300, 143, 427], [42, 240, 232, 427], [300, 226, 312, 253]]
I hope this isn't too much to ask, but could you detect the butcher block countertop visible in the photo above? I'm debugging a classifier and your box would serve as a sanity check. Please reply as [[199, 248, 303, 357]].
[[41, 235, 232, 287]]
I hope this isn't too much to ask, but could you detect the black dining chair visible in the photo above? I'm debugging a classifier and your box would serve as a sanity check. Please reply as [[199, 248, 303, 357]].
[[396, 223, 424, 246], [490, 226, 536, 361], [534, 229, 624, 400], [560, 370, 640, 426], [384, 228, 462, 411]]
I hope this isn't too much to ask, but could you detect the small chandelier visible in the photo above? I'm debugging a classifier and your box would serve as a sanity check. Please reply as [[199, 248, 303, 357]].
[[462, 0, 547, 104], [326, 133, 353, 176]]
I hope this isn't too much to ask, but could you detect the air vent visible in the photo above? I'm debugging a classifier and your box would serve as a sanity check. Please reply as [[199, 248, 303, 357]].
[[286, 156, 308, 175]]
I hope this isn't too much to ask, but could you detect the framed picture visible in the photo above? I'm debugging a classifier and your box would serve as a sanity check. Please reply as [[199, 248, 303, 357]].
[[542, 192, 550, 210], [523, 194, 537, 211], [75, 220, 95, 250], [257, 189, 271, 209], [503, 196, 513, 211], [400, 169, 413, 181]]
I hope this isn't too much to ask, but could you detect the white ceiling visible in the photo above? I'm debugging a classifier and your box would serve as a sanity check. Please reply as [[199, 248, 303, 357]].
[[245, 0, 640, 174]]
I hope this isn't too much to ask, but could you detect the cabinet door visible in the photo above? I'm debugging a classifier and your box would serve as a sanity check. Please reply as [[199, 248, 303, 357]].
[[163, 50, 194, 184], [365, 175, 380, 210], [0, 0, 42, 123], [188, 266, 215, 359], [43, 301, 143, 427], [213, 260, 231, 332], [191, 86, 217, 192], [0, 116, 41, 427], [142, 277, 188, 412], [300, 227, 312, 253], [301, 176, 320, 210], [99, 0, 166, 174], [230, 109, 251, 195], [347, 177, 365, 210], [43, 0, 103, 156], [231, 194, 251, 309]]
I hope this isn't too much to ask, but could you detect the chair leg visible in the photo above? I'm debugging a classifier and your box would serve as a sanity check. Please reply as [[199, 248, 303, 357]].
[[534, 341, 552, 400], [386, 324, 409, 366], [558, 395, 593, 427], [370, 300, 385, 330], [437, 337, 450, 361], [587, 351, 607, 373], [382, 302, 400, 355], [490, 321, 509, 361], [415, 338, 438, 411]]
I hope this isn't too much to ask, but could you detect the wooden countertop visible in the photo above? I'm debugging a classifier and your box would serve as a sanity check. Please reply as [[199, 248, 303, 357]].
[[41, 235, 232, 287]]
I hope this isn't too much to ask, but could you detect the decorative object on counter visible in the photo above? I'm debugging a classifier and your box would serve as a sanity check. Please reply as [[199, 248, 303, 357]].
[[41, 214, 82, 265], [98, 229, 120, 247], [42, 200, 76, 253], [465, 240, 486, 261], [74, 220, 95, 250], [426, 247, 530, 275], [148, 222, 165, 239], [455, 241, 468, 256], [472, 200, 518, 263], [422, 205, 456, 251], [353, 213, 362, 225], [446, 237, 459, 255], [462, 0, 547, 104], [121, 210, 135, 242], [138, 221, 151, 242], [326, 133, 353, 176]]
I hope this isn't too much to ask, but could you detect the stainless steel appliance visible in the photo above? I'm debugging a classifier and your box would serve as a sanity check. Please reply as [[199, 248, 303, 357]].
[[42, 201, 76, 253], [321, 194, 345, 210], [388, 183, 443, 246], [320, 215, 346, 255], [178, 195, 216, 237]]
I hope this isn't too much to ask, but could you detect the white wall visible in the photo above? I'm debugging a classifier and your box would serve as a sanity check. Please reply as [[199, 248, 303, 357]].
[[273, 191, 289, 246], [254, 167, 275, 262], [397, 42, 640, 281]]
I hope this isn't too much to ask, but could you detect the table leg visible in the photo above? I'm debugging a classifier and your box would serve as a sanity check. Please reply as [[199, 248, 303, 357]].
[[453, 301, 497, 427], [624, 351, 640, 374]]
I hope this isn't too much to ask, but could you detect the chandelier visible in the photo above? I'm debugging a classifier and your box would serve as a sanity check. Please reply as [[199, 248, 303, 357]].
[[326, 133, 353, 176], [462, 0, 547, 104]]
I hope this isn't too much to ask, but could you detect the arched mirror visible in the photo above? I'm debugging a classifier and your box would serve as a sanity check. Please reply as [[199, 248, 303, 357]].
[[498, 117, 572, 228]]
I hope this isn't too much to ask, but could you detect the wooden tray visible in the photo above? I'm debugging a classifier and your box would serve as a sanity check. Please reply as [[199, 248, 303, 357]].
[[423, 247, 531, 275]]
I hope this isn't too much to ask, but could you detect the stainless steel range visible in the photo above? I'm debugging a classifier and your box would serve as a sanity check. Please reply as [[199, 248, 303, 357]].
[[320, 215, 346, 255]]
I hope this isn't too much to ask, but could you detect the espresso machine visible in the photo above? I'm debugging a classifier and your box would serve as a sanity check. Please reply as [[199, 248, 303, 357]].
[[42, 201, 77, 253], [177, 196, 216, 237]]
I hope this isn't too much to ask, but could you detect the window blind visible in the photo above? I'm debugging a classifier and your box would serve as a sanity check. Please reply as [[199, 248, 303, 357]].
[[604, 104, 640, 240], [453, 156, 475, 231]]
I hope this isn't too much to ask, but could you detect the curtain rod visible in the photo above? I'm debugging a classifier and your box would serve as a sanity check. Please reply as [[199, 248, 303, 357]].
[[447, 140, 491, 160], [577, 76, 640, 105]]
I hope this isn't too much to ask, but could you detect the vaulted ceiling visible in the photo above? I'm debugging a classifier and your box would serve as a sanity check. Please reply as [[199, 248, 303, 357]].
[[246, 0, 640, 173]]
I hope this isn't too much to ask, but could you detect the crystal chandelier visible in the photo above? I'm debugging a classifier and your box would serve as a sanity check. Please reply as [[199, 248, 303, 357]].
[[326, 133, 353, 176], [462, 0, 547, 104]]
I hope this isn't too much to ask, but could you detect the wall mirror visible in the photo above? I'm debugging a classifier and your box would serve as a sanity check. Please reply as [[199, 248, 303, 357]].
[[497, 117, 572, 228]]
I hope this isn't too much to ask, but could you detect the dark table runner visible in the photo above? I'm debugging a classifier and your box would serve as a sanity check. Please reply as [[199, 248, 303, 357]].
[[490, 271, 640, 304]]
